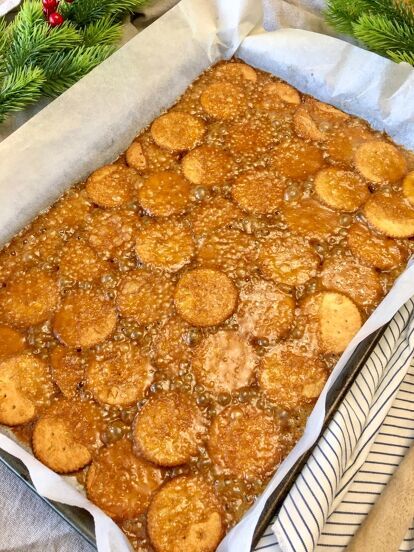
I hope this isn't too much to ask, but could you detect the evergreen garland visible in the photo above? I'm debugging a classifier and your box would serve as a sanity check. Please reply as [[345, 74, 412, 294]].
[[0, 0, 146, 123], [325, 0, 414, 65]]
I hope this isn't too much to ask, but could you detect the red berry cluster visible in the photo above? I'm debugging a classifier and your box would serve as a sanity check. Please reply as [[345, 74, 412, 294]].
[[42, 0, 73, 27]]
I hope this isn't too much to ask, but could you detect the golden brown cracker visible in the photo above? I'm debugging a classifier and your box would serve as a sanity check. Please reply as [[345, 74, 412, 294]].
[[364, 192, 414, 238], [139, 171, 192, 217], [237, 279, 295, 341], [325, 123, 374, 164], [354, 140, 407, 183], [147, 476, 223, 552], [116, 269, 174, 325], [200, 82, 247, 119], [0, 353, 54, 425], [321, 255, 383, 310], [126, 141, 147, 171], [258, 343, 328, 408], [314, 168, 370, 212], [59, 238, 112, 282], [0, 326, 25, 357], [87, 343, 153, 406], [133, 390, 206, 466], [207, 403, 282, 479], [270, 139, 324, 179], [226, 119, 276, 157], [181, 145, 235, 188], [151, 112, 205, 151], [258, 235, 320, 287], [153, 316, 193, 375], [50, 345, 84, 399], [196, 227, 258, 277], [232, 170, 285, 214], [87, 438, 163, 520], [0, 269, 59, 328], [403, 171, 414, 205], [293, 105, 327, 142], [174, 268, 238, 327], [213, 61, 257, 83], [135, 220, 195, 272], [192, 331, 257, 395], [53, 290, 117, 348], [86, 164, 139, 208], [348, 222, 406, 271], [187, 196, 243, 238], [282, 198, 341, 240]]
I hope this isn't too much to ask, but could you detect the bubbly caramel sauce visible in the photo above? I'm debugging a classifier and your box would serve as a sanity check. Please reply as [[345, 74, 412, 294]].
[[0, 59, 413, 552]]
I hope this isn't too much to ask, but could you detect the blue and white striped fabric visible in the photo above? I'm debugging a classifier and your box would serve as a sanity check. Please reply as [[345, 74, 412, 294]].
[[254, 297, 414, 552]]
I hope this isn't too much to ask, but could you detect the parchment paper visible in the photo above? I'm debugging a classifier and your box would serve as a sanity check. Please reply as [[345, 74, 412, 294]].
[[0, 1, 414, 551]]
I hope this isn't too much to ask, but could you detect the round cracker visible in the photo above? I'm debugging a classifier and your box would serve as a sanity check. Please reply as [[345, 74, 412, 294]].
[[237, 280, 295, 341], [403, 171, 414, 205], [321, 255, 383, 310], [181, 145, 235, 188], [47, 189, 91, 229], [151, 112, 205, 152], [354, 140, 407, 183], [133, 390, 206, 466], [293, 105, 326, 141], [147, 475, 223, 552], [256, 82, 301, 112], [258, 235, 320, 287], [53, 290, 117, 348], [139, 171, 192, 217], [84, 209, 140, 259], [200, 82, 247, 119], [268, 81, 301, 105], [135, 220, 195, 272], [187, 196, 243, 238], [174, 268, 238, 327], [126, 141, 147, 171], [214, 61, 257, 83], [192, 331, 257, 395], [196, 227, 258, 277], [207, 403, 282, 479], [0, 353, 54, 426], [87, 438, 163, 520], [325, 123, 374, 164], [50, 345, 84, 399], [0, 268, 59, 328], [282, 198, 341, 240], [270, 139, 324, 179], [305, 99, 350, 122], [86, 164, 139, 208], [364, 192, 414, 238], [232, 170, 285, 214], [258, 343, 328, 408], [59, 238, 112, 282], [300, 291, 362, 354], [33, 416, 92, 473], [314, 167, 370, 212], [348, 222, 406, 271], [87, 343, 153, 406], [153, 316, 193, 375], [226, 119, 276, 157], [0, 326, 25, 357], [116, 269, 174, 325]]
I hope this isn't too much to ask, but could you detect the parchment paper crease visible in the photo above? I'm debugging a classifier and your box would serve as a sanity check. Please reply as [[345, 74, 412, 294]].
[[0, 1, 414, 551]]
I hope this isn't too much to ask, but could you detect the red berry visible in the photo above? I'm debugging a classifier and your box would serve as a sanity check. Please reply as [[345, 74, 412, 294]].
[[42, 0, 58, 11], [48, 12, 64, 27]]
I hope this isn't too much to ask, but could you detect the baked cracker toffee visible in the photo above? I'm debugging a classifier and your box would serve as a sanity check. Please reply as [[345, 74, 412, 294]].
[[0, 59, 413, 552]]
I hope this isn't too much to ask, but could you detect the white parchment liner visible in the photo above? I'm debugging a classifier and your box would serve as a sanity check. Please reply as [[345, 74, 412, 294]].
[[0, 1, 414, 550]]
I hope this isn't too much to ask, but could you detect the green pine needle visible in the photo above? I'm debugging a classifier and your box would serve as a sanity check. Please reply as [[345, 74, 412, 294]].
[[0, 66, 45, 121], [64, 0, 144, 26], [41, 44, 115, 96], [353, 13, 414, 55], [82, 16, 122, 46], [325, 0, 414, 66]]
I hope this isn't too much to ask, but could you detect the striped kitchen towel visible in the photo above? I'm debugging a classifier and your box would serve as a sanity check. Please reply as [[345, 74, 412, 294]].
[[254, 297, 414, 552]]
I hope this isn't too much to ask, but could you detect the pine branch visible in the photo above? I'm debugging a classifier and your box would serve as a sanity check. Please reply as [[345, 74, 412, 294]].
[[0, 66, 45, 121], [82, 16, 122, 47], [63, 0, 144, 26], [388, 49, 414, 64], [325, 0, 370, 34], [41, 44, 115, 96], [352, 13, 414, 55]]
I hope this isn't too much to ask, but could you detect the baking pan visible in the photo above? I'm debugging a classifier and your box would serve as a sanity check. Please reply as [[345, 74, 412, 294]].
[[0, 325, 386, 551]]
